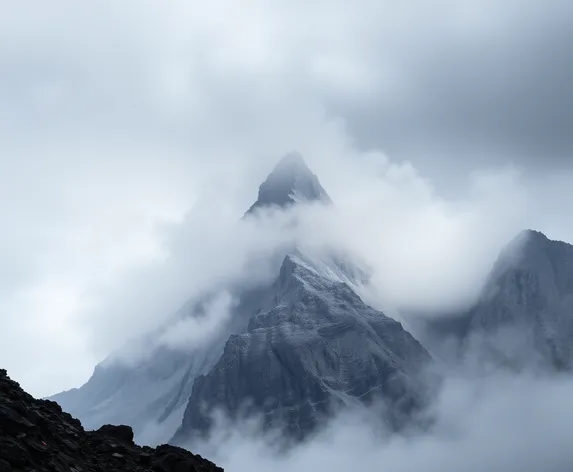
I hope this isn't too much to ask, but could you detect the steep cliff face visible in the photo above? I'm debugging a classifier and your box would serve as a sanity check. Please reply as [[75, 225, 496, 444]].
[[422, 230, 573, 370], [172, 253, 431, 445], [0, 369, 222, 472]]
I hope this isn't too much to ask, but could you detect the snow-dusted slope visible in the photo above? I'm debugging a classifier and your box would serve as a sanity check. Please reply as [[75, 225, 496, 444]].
[[171, 252, 431, 444]]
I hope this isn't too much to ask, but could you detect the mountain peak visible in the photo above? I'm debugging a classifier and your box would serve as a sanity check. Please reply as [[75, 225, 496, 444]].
[[245, 152, 332, 215], [485, 228, 571, 293], [519, 229, 549, 244], [273, 150, 307, 173], [496, 229, 548, 260]]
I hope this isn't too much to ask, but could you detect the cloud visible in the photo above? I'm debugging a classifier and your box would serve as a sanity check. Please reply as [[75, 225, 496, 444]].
[[157, 292, 236, 352], [75, 156, 532, 374], [1, 0, 572, 399], [187, 371, 573, 472]]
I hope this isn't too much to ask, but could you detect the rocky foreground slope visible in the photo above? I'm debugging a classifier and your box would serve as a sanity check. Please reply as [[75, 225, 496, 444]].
[[0, 369, 222, 472]]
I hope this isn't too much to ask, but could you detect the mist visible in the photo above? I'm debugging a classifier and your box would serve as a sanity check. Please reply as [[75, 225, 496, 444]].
[[2, 0, 573, 409], [2, 1, 573, 470], [176, 365, 572, 472], [78, 156, 531, 365]]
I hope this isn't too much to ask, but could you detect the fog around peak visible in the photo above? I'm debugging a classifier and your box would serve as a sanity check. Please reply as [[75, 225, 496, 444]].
[[1, 0, 572, 403], [201, 372, 573, 472]]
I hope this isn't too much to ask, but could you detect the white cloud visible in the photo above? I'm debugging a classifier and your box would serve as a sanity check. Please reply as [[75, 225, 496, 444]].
[[190, 372, 573, 472], [157, 291, 236, 351], [0, 0, 572, 401]]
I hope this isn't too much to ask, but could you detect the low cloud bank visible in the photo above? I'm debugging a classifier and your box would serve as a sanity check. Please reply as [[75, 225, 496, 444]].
[[188, 369, 573, 472]]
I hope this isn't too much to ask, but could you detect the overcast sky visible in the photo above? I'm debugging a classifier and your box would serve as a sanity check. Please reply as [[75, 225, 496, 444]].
[[1, 0, 572, 398]]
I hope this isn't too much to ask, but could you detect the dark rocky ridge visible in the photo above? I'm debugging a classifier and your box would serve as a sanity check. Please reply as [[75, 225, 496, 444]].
[[0, 369, 222, 472]]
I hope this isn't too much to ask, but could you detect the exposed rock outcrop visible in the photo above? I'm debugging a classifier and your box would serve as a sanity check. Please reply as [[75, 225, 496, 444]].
[[171, 253, 432, 445], [0, 369, 222, 472]]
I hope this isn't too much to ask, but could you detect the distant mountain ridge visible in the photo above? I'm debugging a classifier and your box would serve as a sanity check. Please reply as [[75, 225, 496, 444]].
[[420, 229, 573, 370]]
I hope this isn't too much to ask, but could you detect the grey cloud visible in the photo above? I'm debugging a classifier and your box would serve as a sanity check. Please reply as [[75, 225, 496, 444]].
[[188, 372, 573, 472], [1, 0, 572, 398], [0, 3, 570, 470], [329, 0, 573, 177]]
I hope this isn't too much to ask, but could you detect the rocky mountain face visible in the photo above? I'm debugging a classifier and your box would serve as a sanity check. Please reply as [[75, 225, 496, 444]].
[[51, 153, 433, 448], [0, 368, 222, 472], [171, 252, 431, 445], [421, 230, 573, 370]]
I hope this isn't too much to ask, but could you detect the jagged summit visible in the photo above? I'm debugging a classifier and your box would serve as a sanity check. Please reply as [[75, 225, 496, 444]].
[[491, 229, 567, 276], [421, 228, 573, 371], [245, 152, 332, 215], [521, 229, 549, 239], [511, 229, 550, 250], [517, 229, 572, 255]]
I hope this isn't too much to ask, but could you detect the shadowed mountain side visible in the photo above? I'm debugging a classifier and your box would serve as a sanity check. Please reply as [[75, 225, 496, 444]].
[[171, 254, 432, 445]]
